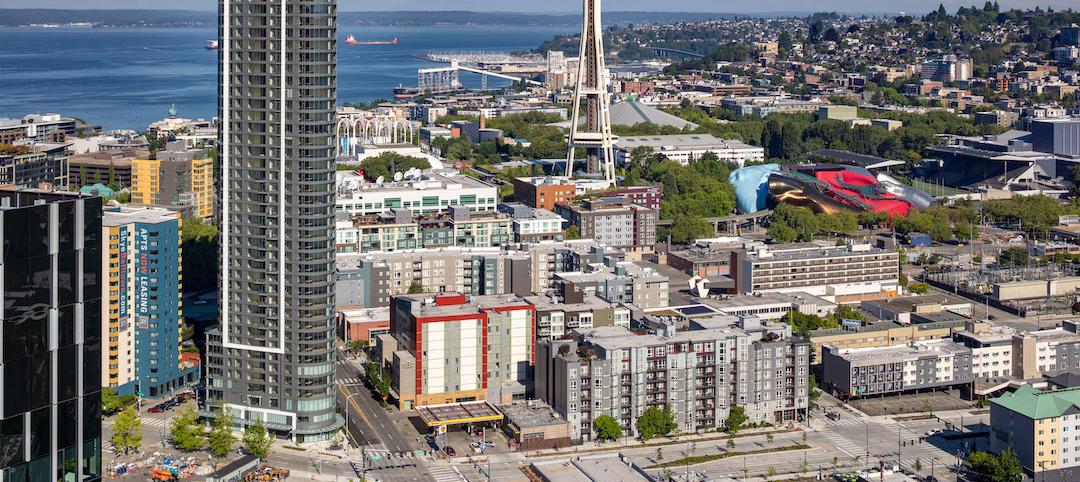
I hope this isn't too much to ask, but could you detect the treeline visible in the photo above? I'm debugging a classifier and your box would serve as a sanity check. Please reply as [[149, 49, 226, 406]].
[[431, 112, 571, 163], [623, 154, 737, 244]]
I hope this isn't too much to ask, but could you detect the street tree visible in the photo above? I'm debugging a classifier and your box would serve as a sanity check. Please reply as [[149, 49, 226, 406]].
[[407, 280, 424, 294], [102, 387, 137, 415], [636, 406, 676, 441], [593, 415, 622, 443], [111, 407, 143, 455], [242, 419, 274, 459], [725, 405, 748, 434], [168, 407, 206, 451], [208, 404, 237, 457]]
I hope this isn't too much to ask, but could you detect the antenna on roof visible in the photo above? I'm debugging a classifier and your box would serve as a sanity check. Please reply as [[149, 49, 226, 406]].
[[393, 171, 403, 182], [376, 175, 385, 185]]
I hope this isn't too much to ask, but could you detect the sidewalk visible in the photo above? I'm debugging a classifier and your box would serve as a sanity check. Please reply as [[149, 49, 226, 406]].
[[525, 424, 804, 458]]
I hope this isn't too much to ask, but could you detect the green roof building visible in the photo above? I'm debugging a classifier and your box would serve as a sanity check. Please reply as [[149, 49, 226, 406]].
[[990, 384, 1080, 477]]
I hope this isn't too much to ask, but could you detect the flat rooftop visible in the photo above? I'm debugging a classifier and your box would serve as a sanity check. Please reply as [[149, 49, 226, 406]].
[[416, 401, 503, 427], [615, 134, 756, 150], [336, 169, 494, 195], [862, 294, 968, 314], [499, 401, 567, 429], [705, 292, 834, 311], [829, 340, 970, 363], [748, 242, 897, 263], [103, 205, 178, 226], [399, 292, 532, 319]]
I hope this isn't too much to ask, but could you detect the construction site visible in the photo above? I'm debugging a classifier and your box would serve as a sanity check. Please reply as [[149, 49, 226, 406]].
[[924, 263, 1080, 316]]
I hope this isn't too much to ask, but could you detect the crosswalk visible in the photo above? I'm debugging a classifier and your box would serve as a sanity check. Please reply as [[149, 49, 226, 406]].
[[426, 461, 465, 482], [820, 426, 870, 460], [821, 416, 870, 428], [337, 377, 364, 385]]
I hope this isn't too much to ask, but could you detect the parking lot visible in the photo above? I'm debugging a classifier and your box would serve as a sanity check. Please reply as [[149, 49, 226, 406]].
[[850, 390, 974, 416]]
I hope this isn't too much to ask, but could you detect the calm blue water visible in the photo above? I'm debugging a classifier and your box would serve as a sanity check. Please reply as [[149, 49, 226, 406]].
[[0, 25, 572, 130]]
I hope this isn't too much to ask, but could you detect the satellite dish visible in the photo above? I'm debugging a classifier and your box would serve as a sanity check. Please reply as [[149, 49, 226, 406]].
[[393, 172, 403, 181], [376, 176, 385, 185]]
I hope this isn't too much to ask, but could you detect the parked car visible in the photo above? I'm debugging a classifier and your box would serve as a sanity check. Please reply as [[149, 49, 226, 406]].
[[148, 405, 165, 413]]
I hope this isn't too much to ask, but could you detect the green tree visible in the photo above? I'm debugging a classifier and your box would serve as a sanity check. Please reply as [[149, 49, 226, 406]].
[[998, 247, 1028, 268], [726, 437, 736, 449], [914, 457, 923, 472], [242, 419, 274, 459], [168, 407, 206, 451], [669, 214, 714, 244], [208, 404, 237, 457], [407, 280, 424, 294], [908, 282, 929, 294], [108, 160, 116, 186], [338, 152, 431, 180], [593, 415, 622, 443], [768, 204, 818, 242], [102, 387, 137, 415], [636, 406, 676, 441], [965, 449, 1023, 482], [725, 405, 748, 434], [766, 432, 774, 444], [564, 225, 581, 240], [111, 407, 143, 455], [79, 164, 88, 187], [767, 467, 777, 478]]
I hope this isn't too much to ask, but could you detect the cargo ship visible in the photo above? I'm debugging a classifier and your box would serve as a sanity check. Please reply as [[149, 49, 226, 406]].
[[345, 35, 399, 45], [393, 86, 420, 99]]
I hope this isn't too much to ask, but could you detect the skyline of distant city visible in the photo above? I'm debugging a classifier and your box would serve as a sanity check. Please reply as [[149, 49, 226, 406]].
[[1, 0, 1078, 14]]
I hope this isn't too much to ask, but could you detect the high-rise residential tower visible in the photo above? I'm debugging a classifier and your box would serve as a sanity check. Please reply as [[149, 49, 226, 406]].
[[205, 0, 342, 442], [565, 0, 616, 183]]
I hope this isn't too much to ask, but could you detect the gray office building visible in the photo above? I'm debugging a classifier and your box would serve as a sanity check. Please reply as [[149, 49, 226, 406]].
[[205, 0, 343, 442]]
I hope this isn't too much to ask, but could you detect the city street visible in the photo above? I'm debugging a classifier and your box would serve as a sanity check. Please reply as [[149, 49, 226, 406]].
[[334, 351, 421, 453]]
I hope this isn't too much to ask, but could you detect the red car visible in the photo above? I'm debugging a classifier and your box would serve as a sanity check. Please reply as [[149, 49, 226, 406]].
[[147, 405, 165, 413]]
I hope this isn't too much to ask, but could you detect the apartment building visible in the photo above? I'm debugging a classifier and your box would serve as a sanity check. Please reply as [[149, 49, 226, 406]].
[[335, 247, 530, 308], [820, 340, 974, 399], [952, 322, 1017, 381], [131, 141, 215, 219], [334, 207, 512, 254], [991, 385, 1080, 477], [921, 55, 973, 83], [556, 197, 657, 250], [497, 203, 565, 243], [513, 176, 577, 211], [526, 288, 631, 340], [0, 141, 69, 189], [807, 320, 967, 364], [336, 169, 498, 216], [385, 293, 536, 409], [601, 185, 662, 211], [536, 318, 811, 441], [101, 206, 197, 396], [335, 241, 626, 309], [1011, 327, 1080, 380], [731, 242, 900, 303], [554, 262, 669, 310]]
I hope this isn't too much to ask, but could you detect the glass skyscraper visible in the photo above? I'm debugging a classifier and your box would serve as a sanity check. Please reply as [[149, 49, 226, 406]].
[[205, 0, 342, 442], [0, 189, 103, 482]]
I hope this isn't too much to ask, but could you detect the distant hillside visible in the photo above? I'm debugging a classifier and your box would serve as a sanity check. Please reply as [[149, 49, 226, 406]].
[[0, 9, 740, 28], [0, 9, 215, 27]]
